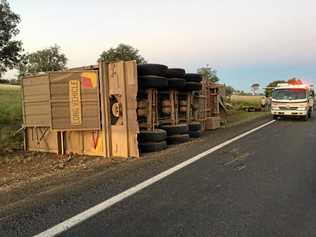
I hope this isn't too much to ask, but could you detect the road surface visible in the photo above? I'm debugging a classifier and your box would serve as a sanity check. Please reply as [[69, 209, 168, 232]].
[[1, 116, 316, 237]]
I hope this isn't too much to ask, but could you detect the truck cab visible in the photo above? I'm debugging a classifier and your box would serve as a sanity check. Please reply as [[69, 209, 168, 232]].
[[271, 83, 314, 120]]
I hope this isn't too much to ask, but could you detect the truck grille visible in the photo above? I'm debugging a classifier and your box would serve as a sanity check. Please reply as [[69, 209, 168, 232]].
[[279, 106, 298, 110]]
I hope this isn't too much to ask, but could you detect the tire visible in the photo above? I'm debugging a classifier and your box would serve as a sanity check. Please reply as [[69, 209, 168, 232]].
[[185, 73, 202, 82], [166, 68, 186, 78], [167, 78, 185, 89], [303, 114, 309, 121], [272, 115, 278, 120], [188, 121, 201, 131], [308, 110, 312, 118], [159, 124, 189, 136], [182, 82, 202, 91], [167, 134, 190, 144], [139, 141, 167, 153], [138, 75, 168, 89], [137, 64, 168, 77], [189, 130, 201, 138], [138, 129, 167, 142]]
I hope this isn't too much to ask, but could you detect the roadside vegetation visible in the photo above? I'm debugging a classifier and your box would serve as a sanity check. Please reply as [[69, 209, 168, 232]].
[[223, 94, 270, 127], [0, 84, 22, 151], [222, 110, 269, 127]]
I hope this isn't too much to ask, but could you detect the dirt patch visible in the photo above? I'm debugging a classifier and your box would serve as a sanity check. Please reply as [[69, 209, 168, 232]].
[[0, 150, 115, 194]]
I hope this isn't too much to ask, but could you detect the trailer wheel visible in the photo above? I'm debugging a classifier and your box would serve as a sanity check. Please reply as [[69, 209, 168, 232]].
[[139, 75, 168, 89], [139, 141, 167, 153], [166, 68, 186, 78], [182, 82, 202, 91], [137, 64, 168, 77], [159, 124, 189, 136], [188, 121, 201, 131], [188, 130, 202, 138], [167, 78, 185, 89], [167, 134, 190, 144], [138, 129, 167, 142], [185, 73, 202, 82]]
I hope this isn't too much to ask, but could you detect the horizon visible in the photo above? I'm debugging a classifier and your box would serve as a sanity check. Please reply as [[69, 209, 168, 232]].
[[4, 0, 316, 92]]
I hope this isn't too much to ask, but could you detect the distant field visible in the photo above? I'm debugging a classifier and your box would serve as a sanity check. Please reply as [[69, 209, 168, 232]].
[[0, 84, 22, 150]]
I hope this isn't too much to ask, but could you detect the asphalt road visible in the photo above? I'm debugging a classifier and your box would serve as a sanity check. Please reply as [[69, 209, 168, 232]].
[[2, 116, 316, 237]]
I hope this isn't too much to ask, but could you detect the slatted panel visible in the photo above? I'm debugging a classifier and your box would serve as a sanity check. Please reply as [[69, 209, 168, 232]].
[[50, 71, 101, 130], [22, 75, 50, 127]]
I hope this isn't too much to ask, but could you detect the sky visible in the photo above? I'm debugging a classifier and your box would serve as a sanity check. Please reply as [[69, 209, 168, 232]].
[[5, 0, 316, 92]]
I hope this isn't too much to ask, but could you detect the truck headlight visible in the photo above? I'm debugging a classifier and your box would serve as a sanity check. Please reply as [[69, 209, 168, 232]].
[[297, 107, 307, 111]]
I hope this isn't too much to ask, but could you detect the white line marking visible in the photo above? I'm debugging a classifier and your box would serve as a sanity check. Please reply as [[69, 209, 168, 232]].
[[34, 120, 275, 237]]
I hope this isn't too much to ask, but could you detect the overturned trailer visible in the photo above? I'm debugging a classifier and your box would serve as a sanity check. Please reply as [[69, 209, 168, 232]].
[[22, 61, 139, 158], [21, 62, 223, 158]]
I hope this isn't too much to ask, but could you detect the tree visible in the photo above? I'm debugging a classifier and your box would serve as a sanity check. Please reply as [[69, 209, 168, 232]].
[[99, 43, 146, 64], [265, 80, 286, 97], [0, 0, 23, 78], [250, 83, 260, 95], [197, 64, 219, 83], [225, 85, 235, 96], [18, 45, 67, 77]]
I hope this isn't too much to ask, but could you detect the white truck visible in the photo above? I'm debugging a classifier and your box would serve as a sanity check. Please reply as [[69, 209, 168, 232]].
[[271, 83, 314, 120]]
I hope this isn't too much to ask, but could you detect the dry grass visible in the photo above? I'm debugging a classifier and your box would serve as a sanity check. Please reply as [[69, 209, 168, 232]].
[[0, 84, 20, 90]]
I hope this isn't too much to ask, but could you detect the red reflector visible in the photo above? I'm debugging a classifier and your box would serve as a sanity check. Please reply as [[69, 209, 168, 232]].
[[81, 77, 93, 88]]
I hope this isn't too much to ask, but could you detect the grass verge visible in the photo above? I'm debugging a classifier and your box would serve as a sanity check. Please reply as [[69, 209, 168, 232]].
[[0, 84, 22, 151], [222, 110, 270, 128]]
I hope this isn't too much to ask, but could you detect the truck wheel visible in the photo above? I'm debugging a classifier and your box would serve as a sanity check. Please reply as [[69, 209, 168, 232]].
[[182, 82, 202, 91], [138, 75, 168, 89], [184, 73, 203, 82], [308, 110, 312, 118], [137, 64, 168, 77], [159, 124, 189, 136], [188, 121, 201, 131], [304, 114, 309, 121], [167, 78, 185, 89], [166, 68, 186, 78], [167, 134, 190, 144], [138, 129, 167, 143], [139, 141, 167, 153], [188, 130, 201, 138], [272, 115, 278, 120]]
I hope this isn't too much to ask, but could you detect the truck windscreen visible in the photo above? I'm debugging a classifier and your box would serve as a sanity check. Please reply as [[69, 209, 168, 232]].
[[272, 88, 307, 100]]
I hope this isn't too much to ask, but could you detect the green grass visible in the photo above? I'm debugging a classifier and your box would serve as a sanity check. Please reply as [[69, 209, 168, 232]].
[[0, 84, 23, 150], [223, 111, 270, 127]]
